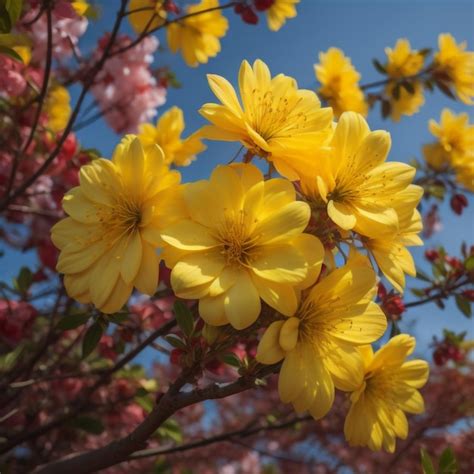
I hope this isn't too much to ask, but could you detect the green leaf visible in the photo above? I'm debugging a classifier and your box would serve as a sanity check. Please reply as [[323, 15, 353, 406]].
[[82, 322, 104, 358], [392, 83, 401, 100], [381, 99, 391, 119], [107, 312, 129, 324], [71, 416, 104, 435], [435, 80, 456, 100], [389, 321, 401, 338], [416, 269, 432, 283], [421, 448, 436, 474], [136, 394, 154, 413], [221, 353, 241, 368], [401, 80, 415, 94], [5, 0, 23, 27], [57, 313, 91, 330], [0, 4, 12, 33], [424, 79, 434, 91], [157, 419, 182, 443], [372, 58, 387, 74], [455, 295, 471, 318], [0, 344, 24, 372], [419, 47, 432, 57], [438, 447, 458, 474], [13, 266, 32, 292], [173, 301, 194, 337], [0, 44, 22, 61], [165, 334, 186, 349], [464, 255, 474, 271]]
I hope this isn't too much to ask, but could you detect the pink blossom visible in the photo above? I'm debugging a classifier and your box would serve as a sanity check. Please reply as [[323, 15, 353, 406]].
[[91, 35, 166, 133], [21, 0, 88, 62], [0, 56, 27, 97], [0, 300, 38, 345]]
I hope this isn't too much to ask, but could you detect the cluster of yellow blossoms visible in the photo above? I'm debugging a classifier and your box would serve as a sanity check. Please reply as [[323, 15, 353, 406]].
[[128, 0, 300, 67], [52, 58, 430, 453], [314, 33, 473, 120], [423, 108, 474, 192]]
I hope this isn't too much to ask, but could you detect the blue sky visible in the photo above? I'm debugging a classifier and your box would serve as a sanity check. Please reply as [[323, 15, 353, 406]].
[[2, 0, 473, 355]]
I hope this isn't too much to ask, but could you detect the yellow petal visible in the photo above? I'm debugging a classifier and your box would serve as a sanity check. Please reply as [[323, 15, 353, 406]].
[[279, 317, 300, 352], [251, 274, 298, 316], [256, 320, 286, 364], [161, 220, 218, 251], [199, 293, 228, 326], [134, 243, 159, 295], [224, 270, 261, 329], [327, 200, 356, 230], [207, 73, 243, 116], [120, 232, 143, 284]]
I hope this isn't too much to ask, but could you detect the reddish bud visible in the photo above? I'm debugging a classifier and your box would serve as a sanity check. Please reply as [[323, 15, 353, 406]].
[[433, 348, 447, 366], [425, 249, 439, 262], [462, 289, 474, 302], [241, 6, 259, 24], [170, 348, 183, 365], [254, 0, 275, 11], [450, 193, 468, 215], [234, 3, 244, 14], [163, 0, 180, 14]]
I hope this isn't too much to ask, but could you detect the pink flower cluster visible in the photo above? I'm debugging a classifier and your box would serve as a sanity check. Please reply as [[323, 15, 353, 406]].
[[0, 55, 27, 97], [21, 0, 88, 62], [91, 34, 166, 133], [0, 299, 38, 345]]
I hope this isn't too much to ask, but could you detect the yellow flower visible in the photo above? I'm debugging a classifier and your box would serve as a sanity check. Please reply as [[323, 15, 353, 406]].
[[199, 59, 333, 180], [128, 0, 166, 34], [315, 47, 368, 118], [434, 33, 474, 105], [424, 109, 474, 190], [386, 81, 425, 122], [256, 253, 387, 420], [344, 334, 429, 452], [265, 0, 299, 32], [51, 136, 181, 313], [45, 85, 72, 132], [161, 163, 324, 330], [167, 0, 228, 67], [453, 155, 474, 192], [71, 0, 91, 17], [385, 39, 424, 78], [366, 185, 424, 293], [300, 112, 416, 238], [138, 107, 207, 166], [429, 108, 474, 161]]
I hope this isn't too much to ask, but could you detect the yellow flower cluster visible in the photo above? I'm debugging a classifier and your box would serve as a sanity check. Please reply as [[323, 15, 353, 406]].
[[423, 108, 474, 192], [128, 0, 300, 66], [434, 33, 474, 105], [52, 58, 429, 453], [384, 39, 425, 122], [138, 106, 206, 167], [314, 47, 367, 118], [45, 85, 72, 132]]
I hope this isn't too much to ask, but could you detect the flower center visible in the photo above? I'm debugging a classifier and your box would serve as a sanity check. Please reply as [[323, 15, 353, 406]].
[[216, 213, 257, 266], [247, 89, 307, 142], [98, 198, 143, 238]]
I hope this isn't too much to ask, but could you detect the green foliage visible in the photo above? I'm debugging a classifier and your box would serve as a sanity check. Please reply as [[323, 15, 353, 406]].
[[455, 294, 471, 318], [0, 44, 22, 61], [82, 321, 105, 358], [157, 418, 183, 443], [0, 0, 23, 33], [13, 266, 32, 293], [421, 447, 458, 474], [173, 301, 194, 337], [71, 416, 105, 435], [0, 343, 24, 372], [57, 313, 91, 330]]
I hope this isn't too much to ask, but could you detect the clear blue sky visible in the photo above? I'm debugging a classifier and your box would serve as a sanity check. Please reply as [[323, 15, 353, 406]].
[[2, 0, 473, 355]]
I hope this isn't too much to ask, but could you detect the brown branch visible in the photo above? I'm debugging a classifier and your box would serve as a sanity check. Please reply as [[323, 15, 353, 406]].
[[110, 1, 238, 57], [34, 364, 280, 474], [4, 5, 53, 201], [0, 0, 129, 212], [128, 413, 312, 461], [360, 67, 432, 91], [404, 278, 470, 309], [0, 317, 176, 455]]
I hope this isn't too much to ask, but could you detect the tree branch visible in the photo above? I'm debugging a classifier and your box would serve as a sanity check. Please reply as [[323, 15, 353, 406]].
[[34, 364, 280, 474]]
